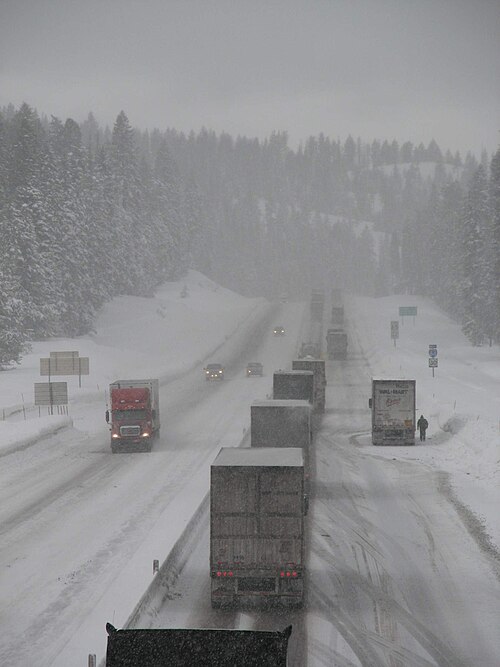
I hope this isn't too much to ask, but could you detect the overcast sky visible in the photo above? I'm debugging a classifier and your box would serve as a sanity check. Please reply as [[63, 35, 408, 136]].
[[1, 0, 499, 156]]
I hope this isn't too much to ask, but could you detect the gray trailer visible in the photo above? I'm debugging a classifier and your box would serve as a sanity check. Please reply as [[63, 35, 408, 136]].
[[326, 329, 348, 360], [273, 370, 314, 404], [330, 306, 344, 328], [369, 379, 416, 445], [210, 447, 306, 608], [251, 399, 311, 449], [292, 358, 326, 413], [105, 622, 292, 666]]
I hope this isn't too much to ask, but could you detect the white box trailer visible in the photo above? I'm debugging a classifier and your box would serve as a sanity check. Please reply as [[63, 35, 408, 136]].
[[210, 447, 306, 608], [369, 379, 416, 445]]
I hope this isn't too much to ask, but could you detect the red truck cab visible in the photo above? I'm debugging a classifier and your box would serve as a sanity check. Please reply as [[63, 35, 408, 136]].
[[107, 379, 160, 453]]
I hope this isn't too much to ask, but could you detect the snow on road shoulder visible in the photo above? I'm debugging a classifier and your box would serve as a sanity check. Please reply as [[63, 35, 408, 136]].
[[349, 294, 500, 551], [0, 271, 266, 445]]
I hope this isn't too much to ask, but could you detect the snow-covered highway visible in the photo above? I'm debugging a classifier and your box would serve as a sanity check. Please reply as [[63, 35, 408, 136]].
[[0, 274, 499, 666]]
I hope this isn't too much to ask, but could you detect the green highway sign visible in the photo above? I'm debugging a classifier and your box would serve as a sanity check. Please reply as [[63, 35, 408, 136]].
[[399, 306, 417, 317]]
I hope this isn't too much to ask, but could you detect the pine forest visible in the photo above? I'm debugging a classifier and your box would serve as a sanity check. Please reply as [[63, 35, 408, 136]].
[[0, 103, 499, 366]]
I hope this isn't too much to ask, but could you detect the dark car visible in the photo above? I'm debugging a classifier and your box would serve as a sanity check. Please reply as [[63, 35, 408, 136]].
[[205, 363, 224, 380], [246, 362, 263, 377], [273, 326, 285, 336]]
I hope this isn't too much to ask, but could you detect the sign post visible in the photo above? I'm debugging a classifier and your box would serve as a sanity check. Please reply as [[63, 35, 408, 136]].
[[40, 351, 90, 388], [390, 321, 399, 347], [34, 381, 68, 415], [428, 344, 438, 377]]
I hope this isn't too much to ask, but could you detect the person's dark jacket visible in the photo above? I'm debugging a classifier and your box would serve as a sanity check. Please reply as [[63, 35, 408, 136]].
[[417, 416, 428, 431]]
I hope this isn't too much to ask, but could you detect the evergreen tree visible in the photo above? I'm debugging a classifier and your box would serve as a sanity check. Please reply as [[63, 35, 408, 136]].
[[460, 166, 490, 344], [489, 149, 500, 341]]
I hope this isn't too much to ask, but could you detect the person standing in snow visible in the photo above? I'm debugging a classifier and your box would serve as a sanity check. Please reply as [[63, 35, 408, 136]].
[[417, 414, 428, 441]]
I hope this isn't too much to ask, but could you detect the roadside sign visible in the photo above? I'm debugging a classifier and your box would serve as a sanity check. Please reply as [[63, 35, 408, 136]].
[[34, 381, 68, 406], [399, 306, 417, 317], [40, 356, 89, 376], [391, 321, 399, 338], [429, 348, 438, 358], [428, 358, 438, 368]]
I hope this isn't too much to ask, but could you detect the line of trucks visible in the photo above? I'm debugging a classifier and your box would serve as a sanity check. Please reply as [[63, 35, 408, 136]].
[[104, 365, 321, 665], [103, 293, 418, 664]]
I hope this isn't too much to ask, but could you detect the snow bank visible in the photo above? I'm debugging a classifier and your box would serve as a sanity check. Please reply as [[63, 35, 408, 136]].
[[350, 294, 500, 549]]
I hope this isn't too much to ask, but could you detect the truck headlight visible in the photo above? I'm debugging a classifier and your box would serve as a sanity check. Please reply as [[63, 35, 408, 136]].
[[112, 433, 119, 439], [142, 432, 150, 437]]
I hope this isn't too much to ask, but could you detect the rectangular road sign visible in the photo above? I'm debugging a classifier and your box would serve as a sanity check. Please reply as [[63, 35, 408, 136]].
[[428, 358, 438, 368], [391, 321, 399, 339], [399, 306, 417, 317], [34, 382, 68, 406], [40, 356, 89, 376]]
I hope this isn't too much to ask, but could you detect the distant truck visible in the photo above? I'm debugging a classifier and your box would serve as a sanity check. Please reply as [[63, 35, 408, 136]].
[[369, 379, 416, 445], [273, 370, 314, 405], [246, 362, 264, 377], [330, 306, 344, 328], [251, 399, 312, 494], [292, 358, 326, 413], [205, 363, 224, 380], [106, 379, 160, 453], [310, 289, 325, 321], [331, 288, 343, 307], [326, 329, 348, 360], [210, 447, 307, 608], [105, 622, 292, 666], [298, 342, 320, 359]]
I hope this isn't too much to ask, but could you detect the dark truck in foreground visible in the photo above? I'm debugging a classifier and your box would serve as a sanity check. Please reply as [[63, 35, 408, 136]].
[[105, 622, 292, 666]]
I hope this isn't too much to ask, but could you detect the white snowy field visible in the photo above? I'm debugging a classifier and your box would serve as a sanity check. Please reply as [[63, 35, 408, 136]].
[[0, 270, 265, 442], [0, 273, 499, 666], [350, 294, 500, 551]]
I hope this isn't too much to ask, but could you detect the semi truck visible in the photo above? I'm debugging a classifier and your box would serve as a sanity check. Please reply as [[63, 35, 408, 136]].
[[105, 622, 292, 666], [106, 379, 160, 453], [292, 358, 326, 413], [251, 400, 311, 449], [210, 447, 306, 608], [251, 399, 312, 494], [310, 289, 325, 321], [326, 329, 348, 360], [369, 379, 416, 445], [273, 370, 314, 405], [330, 306, 344, 328]]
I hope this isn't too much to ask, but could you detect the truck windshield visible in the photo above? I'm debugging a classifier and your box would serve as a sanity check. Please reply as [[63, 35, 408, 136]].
[[112, 409, 148, 421]]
